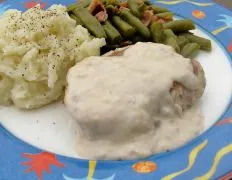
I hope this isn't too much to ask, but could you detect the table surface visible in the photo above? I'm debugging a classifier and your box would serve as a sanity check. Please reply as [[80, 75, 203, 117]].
[[213, 0, 232, 9]]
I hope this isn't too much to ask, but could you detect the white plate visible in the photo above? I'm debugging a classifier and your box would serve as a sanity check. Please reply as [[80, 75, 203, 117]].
[[1, 27, 232, 158]]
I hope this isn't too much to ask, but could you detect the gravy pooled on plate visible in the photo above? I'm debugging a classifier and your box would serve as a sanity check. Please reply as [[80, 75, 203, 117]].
[[65, 42, 206, 160]]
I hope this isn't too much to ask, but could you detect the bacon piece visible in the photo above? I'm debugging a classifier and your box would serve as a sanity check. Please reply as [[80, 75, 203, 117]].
[[150, 15, 158, 23], [119, 2, 128, 8], [88, 0, 106, 15], [141, 10, 154, 26], [157, 19, 166, 24], [95, 11, 108, 22]]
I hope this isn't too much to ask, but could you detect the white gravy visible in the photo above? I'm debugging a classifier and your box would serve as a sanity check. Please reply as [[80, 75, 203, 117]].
[[65, 42, 204, 160]]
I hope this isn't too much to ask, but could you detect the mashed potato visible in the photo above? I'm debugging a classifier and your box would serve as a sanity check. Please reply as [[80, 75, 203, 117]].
[[0, 5, 105, 109]]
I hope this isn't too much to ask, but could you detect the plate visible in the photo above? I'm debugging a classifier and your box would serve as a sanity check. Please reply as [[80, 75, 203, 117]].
[[0, 0, 232, 180]]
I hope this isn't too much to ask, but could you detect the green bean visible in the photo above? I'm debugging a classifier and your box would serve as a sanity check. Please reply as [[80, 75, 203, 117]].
[[119, 9, 151, 39], [144, 0, 152, 5], [106, 4, 115, 9], [112, 16, 136, 38], [164, 35, 180, 53], [163, 29, 176, 38], [128, 0, 141, 17], [105, 0, 120, 6], [163, 29, 180, 52], [163, 20, 195, 33], [155, 12, 173, 20], [103, 20, 122, 43], [151, 5, 169, 13], [138, 3, 147, 12], [106, 5, 118, 15], [181, 42, 200, 57], [70, 14, 83, 25], [67, 4, 77, 13], [150, 22, 165, 43], [179, 33, 212, 51], [177, 36, 190, 49], [73, 5, 106, 38], [163, 29, 179, 50]]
